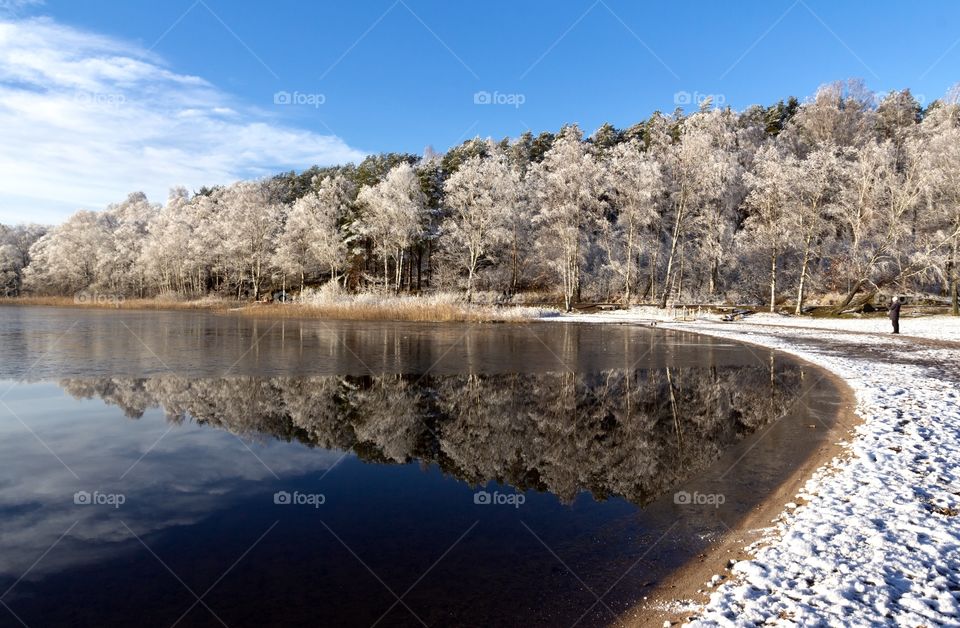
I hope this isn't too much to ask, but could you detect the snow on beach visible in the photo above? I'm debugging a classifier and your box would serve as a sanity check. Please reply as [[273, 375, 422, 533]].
[[553, 306, 960, 344], [543, 309, 960, 626], [730, 312, 960, 345]]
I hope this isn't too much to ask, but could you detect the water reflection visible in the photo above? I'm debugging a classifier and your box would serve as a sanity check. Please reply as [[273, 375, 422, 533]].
[[60, 365, 800, 506]]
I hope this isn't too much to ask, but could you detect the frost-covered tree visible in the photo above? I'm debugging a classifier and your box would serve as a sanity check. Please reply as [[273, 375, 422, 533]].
[[312, 173, 355, 285], [790, 145, 844, 314], [0, 224, 11, 295], [919, 96, 960, 314], [742, 145, 794, 312], [98, 192, 158, 297], [690, 108, 746, 298], [24, 193, 158, 297], [603, 140, 663, 304], [189, 190, 228, 294], [356, 162, 427, 292], [219, 181, 283, 300], [831, 140, 926, 311], [442, 152, 519, 301], [876, 89, 921, 169], [654, 108, 734, 307], [139, 188, 195, 295], [528, 125, 605, 311], [275, 173, 353, 292], [788, 79, 876, 150], [0, 223, 46, 296], [24, 211, 107, 295]]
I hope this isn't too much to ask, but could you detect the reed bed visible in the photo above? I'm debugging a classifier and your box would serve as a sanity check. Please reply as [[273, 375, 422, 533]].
[[1, 294, 554, 322]]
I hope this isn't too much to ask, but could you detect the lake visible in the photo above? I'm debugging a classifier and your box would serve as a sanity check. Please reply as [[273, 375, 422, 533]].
[[0, 307, 841, 627]]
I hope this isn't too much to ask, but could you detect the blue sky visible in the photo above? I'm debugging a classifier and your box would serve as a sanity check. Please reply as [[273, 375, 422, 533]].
[[1, 0, 959, 223]]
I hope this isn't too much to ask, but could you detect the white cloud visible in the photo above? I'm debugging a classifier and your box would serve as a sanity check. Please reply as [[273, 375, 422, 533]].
[[0, 16, 367, 224]]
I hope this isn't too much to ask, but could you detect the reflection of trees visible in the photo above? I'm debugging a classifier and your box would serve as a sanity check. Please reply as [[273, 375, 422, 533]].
[[59, 363, 802, 506]]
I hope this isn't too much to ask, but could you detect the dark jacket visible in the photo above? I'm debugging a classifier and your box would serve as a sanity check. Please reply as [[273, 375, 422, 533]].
[[889, 301, 902, 320]]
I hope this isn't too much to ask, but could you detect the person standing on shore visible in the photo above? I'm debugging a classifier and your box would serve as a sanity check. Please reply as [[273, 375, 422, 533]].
[[889, 296, 902, 334]]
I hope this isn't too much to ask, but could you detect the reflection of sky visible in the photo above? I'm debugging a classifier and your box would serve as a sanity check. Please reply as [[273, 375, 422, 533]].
[[0, 380, 346, 582]]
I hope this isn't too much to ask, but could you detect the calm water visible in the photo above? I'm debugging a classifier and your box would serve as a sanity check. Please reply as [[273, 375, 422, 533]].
[[0, 307, 841, 627]]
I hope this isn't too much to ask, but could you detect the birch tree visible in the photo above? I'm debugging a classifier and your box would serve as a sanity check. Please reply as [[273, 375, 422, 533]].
[[275, 174, 353, 292], [356, 163, 426, 292], [442, 152, 519, 302], [832, 140, 925, 311], [603, 140, 663, 304], [691, 108, 745, 297], [99, 192, 157, 297], [0, 223, 46, 296], [790, 79, 876, 149], [311, 173, 354, 285], [790, 145, 843, 314], [220, 181, 283, 300], [528, 125, 604, 311], [656, 109, 730, 307], [139, 188, 194, 295], [919, 101, 960, 314], [24, 211, 107, 295], [742, 144, 793, 312]]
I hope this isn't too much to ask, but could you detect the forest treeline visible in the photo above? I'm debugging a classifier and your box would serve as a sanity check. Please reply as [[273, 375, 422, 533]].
[[2, 79, 959, 313]]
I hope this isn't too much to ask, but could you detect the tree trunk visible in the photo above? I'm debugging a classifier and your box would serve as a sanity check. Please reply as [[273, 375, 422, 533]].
[[676, 244, 685, 305], [624, 224, 634, 306], [426, 240, 433, 289], [950, 240, 959, 316], [709, 258, 719, 296], [574, 240, 582, 304], [466, 254, 476, 304], [511, 234, 519, 296], [834, 278, 866, 314], [383, 256, 389, 294], [395, 249, 404, 293], [649, 213, 664, 304], [769, 249, 777, 313], [795, 236, 812, 315], [649, 251, 658, 304], [659, 206, 684, 309], [639, 275, 652, 300], [253, 259, 262, 301]]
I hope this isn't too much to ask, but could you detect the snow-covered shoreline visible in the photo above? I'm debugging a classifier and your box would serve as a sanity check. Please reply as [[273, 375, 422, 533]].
[[542, 310, 960, 626], [549, 306, 960, 344]]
